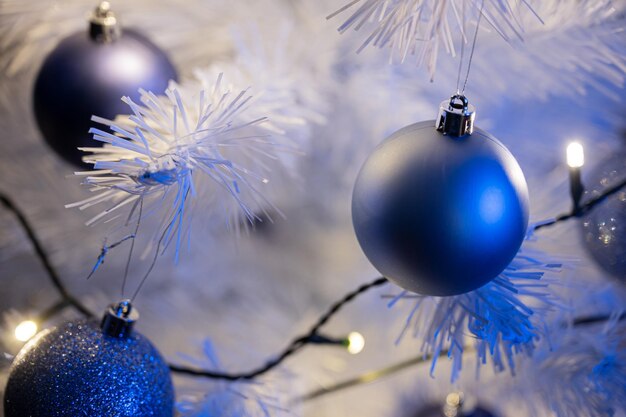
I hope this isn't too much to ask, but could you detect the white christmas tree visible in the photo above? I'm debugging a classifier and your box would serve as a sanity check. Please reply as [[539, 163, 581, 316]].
[[0, 0, 625, 416]]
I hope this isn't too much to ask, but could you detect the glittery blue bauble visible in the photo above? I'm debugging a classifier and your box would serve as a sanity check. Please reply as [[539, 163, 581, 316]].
[[580, 148, 626, 281], [33, 29, 177, 167], [352, 121, 529, 296], [4, 320, 174, 417]]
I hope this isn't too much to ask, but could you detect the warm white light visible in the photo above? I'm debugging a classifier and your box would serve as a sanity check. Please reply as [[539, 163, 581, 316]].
[[347, 331, 365, 354], [567, 142, 585, 168], [15, 320, 38, 342], [446, 392, 463, 407]]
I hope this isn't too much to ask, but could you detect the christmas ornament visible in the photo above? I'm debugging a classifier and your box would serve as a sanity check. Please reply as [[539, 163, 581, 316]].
[[413, 403, 498, 417], [580, 147, 626, 281], [352, 95, 529, 296], [4, 301, 174, 417], [413, 392, 499, 417], [33, 2, 177, 167]]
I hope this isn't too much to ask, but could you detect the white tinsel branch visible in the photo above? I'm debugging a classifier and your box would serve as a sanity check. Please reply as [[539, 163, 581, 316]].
[[176, 340, 293, 417], [328, 0, 540, 78], [508, 318, 626, 417], [389, 241, 563, 382], [67, 74, 294, 259]]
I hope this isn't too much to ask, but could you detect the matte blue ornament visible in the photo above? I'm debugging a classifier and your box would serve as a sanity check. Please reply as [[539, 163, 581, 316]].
[[33, 2, 177, 167], [352, 95, 529, 296], [4, 301, 174, 417], [580, 147, 626, 281]]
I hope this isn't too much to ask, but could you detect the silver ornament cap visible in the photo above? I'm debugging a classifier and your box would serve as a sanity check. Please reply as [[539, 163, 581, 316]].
[[436, 94, 475, 137], [100, 299, 138, 338], [89, 1, 121, 43]]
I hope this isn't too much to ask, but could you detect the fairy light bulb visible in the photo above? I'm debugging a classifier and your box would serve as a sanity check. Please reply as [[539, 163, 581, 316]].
[[15, 320, 38, 342], [347, 331, 365, 354], [566, 142, 585, 213], [567, 142, 585, 168]]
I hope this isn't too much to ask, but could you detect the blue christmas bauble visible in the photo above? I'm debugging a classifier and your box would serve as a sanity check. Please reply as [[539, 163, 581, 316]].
[[3, 319, 174, 416], [580, 148, 626, 281], [352, 121, 529, 296], [413, 402, 499, 417], [33, 29, 177, 167]]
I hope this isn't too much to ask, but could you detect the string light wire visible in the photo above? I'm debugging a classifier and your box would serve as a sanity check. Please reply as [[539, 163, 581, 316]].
[[0, 193, 95, 318], [296, 310, 626, 404]]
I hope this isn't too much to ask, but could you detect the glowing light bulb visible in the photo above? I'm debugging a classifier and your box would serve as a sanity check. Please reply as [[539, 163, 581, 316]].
[[446, 392, 463, 407], [15, 320, 38, 342], [567, 142, 584, 168], [347, 331, 365, 354]]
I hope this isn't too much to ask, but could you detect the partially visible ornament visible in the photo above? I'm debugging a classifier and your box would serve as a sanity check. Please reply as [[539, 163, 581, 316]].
[[580, 147, 626, 281], [4, 300, 174, 417], [413, 392, 500, 417], [413, 403, 499, 417], [33, 1, 177, 167], [352, 95, 529, 296]]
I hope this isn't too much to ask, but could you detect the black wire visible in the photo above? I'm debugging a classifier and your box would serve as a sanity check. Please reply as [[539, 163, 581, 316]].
[[168, 277, 389, 380], [533, 176, 626, 232], [572, 311, 626, 326], [0, 193, 95, 318], [37, 299, 72, 323]]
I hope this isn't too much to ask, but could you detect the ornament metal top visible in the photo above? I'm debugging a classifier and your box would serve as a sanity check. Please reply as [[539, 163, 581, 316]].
[[352, 94, 529, 296], [436, 94, 476, 137], [89, 1, 121, 43], [100, 298, 139, 338]]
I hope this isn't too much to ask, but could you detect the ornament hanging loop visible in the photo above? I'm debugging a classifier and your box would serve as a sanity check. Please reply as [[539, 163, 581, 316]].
[[436, 94, 475, 137], [89, 1, 121, 43], [101, 299, 139, 338]]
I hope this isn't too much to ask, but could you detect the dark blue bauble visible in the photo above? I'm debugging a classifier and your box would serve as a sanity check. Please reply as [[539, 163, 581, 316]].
[[352, 121, 529, 296], [580, 148, 626, 282], [413, 402, 499, 417], [4, 319, 174, 417], [33, 29, 177, 167]]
